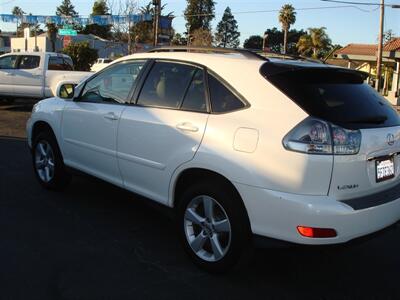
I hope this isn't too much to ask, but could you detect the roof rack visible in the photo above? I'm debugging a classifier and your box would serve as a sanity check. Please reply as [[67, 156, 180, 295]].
[[147, 46, 269, 61]]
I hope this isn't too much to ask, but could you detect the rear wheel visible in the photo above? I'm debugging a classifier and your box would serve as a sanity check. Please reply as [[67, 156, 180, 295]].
[[177, 180, 252, 273], [32, 131, 70, 190]]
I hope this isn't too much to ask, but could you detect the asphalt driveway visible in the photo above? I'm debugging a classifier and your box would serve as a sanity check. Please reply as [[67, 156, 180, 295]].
[[1, 136, 400, 300]]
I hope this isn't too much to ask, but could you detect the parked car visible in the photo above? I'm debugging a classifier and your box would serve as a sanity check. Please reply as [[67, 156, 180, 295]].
[[91, 58, 113, 72], [26, 47, 400, 272], [0, 52, 91, 100]]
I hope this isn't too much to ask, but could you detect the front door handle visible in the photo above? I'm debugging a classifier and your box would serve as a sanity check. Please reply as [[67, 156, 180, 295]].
[[103, 112, 119, 121], [176, 122, 199, 133]]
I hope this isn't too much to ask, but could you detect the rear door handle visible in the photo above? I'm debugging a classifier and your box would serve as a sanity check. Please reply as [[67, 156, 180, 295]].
[[176, 122, 199, 132], [103, 112, 119, 121]]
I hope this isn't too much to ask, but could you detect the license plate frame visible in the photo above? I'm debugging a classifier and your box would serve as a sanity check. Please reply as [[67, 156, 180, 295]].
[[375, 155, 395, 183]]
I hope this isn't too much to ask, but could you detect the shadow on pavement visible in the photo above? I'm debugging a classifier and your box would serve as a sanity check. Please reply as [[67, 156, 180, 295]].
[[0, 137, 399, 299]]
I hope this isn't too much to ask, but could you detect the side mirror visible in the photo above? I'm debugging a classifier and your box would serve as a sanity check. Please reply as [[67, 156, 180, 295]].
[[58, 83, 75, 99]]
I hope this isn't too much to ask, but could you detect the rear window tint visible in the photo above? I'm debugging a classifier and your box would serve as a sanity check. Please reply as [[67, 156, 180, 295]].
[[208, 74, 245, 113], [261, 63, 400, 129], [19, 55, 40, 69]]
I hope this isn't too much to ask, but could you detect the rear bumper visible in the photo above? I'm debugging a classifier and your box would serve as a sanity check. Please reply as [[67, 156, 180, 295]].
[[234, 182, 400, 245]]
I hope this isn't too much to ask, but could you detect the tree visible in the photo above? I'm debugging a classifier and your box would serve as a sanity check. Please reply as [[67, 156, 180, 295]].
[[62, 41, 98, 71], [130, 1, 174, 45], [56, 0, 78, 17], [190, 28, 213, 47], [264, 27, 306, 54], [184, 0, 215, 34], [296, 27, 332, 58], [81, 0, 112, 39], [215, 7, 240, 48], [383, 29, 396, 44], [171, 33, 187, 45], [12, 6, 28, 37], [278, 4, 296, 54], [46, 23, 58, 52], [243, 35, 263, 50]]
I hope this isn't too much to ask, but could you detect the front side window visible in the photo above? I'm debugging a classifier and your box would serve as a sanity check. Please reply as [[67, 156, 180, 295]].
[[0, 55, 17, 69], [137, 61, 199, 109], [208, 74, 245, 113], [19, 55, 40, 69], [80, 60, 146, 104]]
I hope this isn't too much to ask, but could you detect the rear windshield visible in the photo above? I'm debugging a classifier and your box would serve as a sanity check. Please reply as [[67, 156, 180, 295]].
[[260, 63, 400, 129]]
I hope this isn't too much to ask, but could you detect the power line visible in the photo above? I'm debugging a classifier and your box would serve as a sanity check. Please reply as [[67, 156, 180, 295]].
[[321, 0, 398, 6], [179, 5, 377, 18]]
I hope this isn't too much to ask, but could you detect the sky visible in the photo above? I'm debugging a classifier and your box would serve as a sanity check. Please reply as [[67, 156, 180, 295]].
[[0, 0, 399, 46]]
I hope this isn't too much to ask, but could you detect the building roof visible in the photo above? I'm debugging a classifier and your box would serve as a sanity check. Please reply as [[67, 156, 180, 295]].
[[335, 38, 400, 57], [384, 38, 400, 51], [335, 43, 377, 56]]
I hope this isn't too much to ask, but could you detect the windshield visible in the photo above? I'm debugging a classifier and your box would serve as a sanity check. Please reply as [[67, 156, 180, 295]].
[[260, 63, 400, 129]]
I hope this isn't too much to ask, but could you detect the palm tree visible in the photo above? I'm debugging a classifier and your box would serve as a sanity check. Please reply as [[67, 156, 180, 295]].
[[297, 27, 332, 58], [278, 4, 296, 54], [46, 23, 58, 52], [12, 6, 25, 34]]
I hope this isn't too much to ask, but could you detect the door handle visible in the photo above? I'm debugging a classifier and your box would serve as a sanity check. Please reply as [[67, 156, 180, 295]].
[[5, 72, 15, 76], [176, 122, 199, 133], [103, 112, 119, 121]]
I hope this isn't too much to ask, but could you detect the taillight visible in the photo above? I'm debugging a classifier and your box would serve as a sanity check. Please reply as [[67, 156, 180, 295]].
[[283, 117, 361, 155]]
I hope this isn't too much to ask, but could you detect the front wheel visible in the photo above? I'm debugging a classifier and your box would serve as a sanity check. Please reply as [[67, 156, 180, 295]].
[[177, 181, 252, 273], [32, 131, 70, 190]]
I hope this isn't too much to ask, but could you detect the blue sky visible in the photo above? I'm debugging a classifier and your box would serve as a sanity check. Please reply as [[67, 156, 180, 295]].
[[0, 0, 399, 46]]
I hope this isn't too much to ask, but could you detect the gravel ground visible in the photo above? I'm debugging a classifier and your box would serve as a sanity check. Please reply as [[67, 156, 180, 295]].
[[0, 99, 35, 138]]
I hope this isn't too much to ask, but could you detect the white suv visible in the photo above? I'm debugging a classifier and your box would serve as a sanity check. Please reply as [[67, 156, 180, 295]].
[[27, 47, 400, 272]]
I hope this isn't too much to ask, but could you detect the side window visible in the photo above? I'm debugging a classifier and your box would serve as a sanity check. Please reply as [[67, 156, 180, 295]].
[[19, 55, 40, 69], [63, 57, 74, 71], [48, 57, 68, 70], [208, 74, 245, 113], [137, 61, 197, 109], [181, 69, 207, 112], [80, 60, 146, 104], [0, 55, 17, 69]]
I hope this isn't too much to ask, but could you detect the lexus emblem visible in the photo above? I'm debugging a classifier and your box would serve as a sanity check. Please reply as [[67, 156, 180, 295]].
[[387, 133, 395, 146]]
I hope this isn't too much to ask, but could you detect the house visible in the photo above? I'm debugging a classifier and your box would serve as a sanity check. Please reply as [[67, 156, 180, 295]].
[[334, 38, 400, 105], [0, 32, 16, 54], [10, 32, 128, 59]]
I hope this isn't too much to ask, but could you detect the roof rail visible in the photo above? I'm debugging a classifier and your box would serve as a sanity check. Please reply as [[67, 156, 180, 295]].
[[147, 46, 269, 61]]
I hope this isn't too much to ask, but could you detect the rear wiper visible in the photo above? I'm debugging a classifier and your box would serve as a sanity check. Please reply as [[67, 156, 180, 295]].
[[347, 115, 387, 124]]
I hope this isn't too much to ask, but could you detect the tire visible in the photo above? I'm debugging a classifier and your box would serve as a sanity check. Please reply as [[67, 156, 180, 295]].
[[177, 180, 253, 273], [32, 130, 71, 190]]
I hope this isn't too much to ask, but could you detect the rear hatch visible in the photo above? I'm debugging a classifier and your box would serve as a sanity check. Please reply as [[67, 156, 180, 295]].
[[261, 62, 400, 201]]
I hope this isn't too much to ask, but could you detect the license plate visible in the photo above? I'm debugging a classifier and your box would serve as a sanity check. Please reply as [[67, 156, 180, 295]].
[[376, 156, 395, 182]]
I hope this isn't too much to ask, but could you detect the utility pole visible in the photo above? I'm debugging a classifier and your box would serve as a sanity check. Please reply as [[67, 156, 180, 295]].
[[376, 0, 384, 92], [153, 0, 160, 46]]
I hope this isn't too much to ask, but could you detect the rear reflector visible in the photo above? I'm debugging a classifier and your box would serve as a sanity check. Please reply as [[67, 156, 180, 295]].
[[297, 226, 337, 238]]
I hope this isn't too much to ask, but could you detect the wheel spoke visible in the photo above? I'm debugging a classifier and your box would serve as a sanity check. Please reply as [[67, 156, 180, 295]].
[[210, 234, 224, 260], [203, 196, 214, 220], [190, 231, 207, 252], [185, 208, 205, 225], [44, 167, 50, 182], [48, 159, 55, 167], [38, 143, 47, 156], [213, 219, 230, 233]]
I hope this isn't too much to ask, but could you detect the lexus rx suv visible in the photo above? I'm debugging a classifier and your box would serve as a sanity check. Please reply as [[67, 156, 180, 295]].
[[27, 47, 400, 272]]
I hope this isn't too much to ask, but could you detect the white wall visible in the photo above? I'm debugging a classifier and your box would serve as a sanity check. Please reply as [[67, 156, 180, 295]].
[[11, 36, 48, 52]]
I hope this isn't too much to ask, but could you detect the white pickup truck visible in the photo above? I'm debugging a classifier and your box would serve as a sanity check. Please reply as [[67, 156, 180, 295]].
[[0, 52, 92, 100]]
